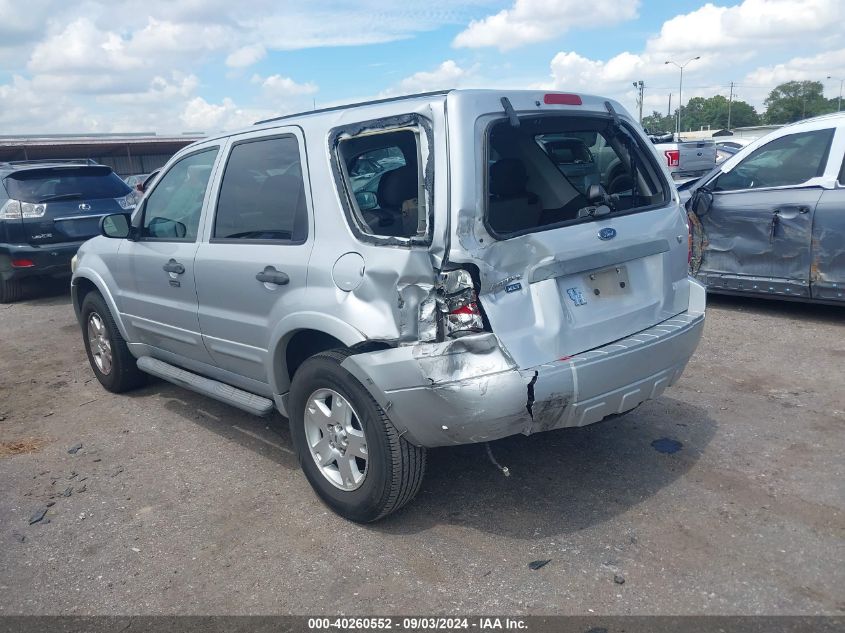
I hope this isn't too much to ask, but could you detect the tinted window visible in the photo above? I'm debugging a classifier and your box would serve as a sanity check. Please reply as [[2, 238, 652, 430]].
[[142, 148, 218, 240], [4, 166, 131, 202], [715, 128, 834, 191], [487, 116, 668, 236], [839, 153, 845, 186], [338, 129, 426, 239], [213, 136, 308, 242]]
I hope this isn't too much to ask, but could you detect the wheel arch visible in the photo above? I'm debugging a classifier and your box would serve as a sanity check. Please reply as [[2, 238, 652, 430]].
[[72, 270, 129, 339], [268, 313, 370, 395]]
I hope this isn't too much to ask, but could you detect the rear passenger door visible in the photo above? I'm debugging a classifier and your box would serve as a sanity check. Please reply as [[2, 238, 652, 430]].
[[193, 129, 314, 387]]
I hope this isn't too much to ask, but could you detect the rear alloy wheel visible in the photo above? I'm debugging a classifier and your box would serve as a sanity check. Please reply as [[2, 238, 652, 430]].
[[289, 349, 426, 522], [81, 292, 146, 393]]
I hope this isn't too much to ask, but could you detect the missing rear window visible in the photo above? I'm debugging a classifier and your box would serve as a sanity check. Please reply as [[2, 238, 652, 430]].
[[485, 115, 669, 238]]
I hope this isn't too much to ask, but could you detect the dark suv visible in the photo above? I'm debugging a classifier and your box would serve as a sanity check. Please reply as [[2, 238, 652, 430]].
[[0, 159, 135, 302]]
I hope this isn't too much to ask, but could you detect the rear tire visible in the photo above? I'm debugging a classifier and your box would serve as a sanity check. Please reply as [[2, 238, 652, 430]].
[[81, 292, 146, 393], [289, 349, 426, 522], [0, 278, 23, 303]]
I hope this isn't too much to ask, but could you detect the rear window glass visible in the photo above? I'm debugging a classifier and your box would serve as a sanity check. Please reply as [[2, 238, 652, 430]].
[[486, 116, 668, 237], [3, 167, 131, 203]]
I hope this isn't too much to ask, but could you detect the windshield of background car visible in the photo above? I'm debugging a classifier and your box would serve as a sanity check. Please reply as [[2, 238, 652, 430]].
[[3, 166, 132, 203], [485, 115, 669, 237]]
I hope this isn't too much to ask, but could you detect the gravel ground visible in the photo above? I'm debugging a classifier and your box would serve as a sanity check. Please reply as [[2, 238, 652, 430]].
[[0, 280, 843, 615]]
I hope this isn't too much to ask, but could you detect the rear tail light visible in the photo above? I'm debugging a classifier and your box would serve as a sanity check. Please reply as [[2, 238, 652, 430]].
[[0, 199, 47, 219], [11, 258, 35, 268], [664, 150, 680, 167]]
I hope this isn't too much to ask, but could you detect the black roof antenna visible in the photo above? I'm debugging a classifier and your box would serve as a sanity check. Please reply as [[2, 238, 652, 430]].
[[501, 97, 520, 128]]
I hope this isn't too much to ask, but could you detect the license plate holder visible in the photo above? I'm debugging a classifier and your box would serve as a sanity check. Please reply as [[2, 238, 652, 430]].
[[587, 265, 630, 298]]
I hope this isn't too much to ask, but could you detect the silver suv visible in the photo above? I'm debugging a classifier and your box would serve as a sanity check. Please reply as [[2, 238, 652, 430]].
[[71, 90, 706, 521]]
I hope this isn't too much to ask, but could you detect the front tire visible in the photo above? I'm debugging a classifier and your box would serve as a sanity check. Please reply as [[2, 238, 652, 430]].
[[81, 292, 146, 393], [289, 349, 426, 522]]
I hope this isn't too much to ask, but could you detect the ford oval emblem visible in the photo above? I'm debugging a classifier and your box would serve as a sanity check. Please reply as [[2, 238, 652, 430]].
[[598, 227, 617, 241]]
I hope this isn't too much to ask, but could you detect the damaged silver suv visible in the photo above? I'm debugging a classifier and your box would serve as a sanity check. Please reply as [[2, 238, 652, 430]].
[[71, 90, 705, 521]]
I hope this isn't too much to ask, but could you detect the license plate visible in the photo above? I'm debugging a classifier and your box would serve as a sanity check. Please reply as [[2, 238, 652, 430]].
[[586, 266, 630, 298]]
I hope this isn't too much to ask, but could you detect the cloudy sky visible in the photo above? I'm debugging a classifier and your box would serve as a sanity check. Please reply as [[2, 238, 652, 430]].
[[0, 0, 842, 135]]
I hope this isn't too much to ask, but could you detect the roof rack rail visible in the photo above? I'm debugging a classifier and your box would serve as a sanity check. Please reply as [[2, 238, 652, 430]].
[[0, 158, 100, 168], [254, 90, 453, 126]]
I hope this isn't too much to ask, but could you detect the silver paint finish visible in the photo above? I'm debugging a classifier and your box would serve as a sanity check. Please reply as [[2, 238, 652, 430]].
[[73, 89, 707, 449]]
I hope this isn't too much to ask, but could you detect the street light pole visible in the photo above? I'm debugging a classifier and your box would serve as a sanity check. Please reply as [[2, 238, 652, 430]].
[[828, 75, 843, 112], [665, 56, 701, 139], [632, 80, 644, 123]]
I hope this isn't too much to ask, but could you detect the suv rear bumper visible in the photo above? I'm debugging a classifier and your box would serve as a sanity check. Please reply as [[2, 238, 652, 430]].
[[342, 280, 706, 448], [0, 241, 83, 281]]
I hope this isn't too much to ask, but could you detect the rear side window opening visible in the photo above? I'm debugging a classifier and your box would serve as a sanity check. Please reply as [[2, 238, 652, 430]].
[[4, 166, 131, 203], [485, 115, 669, 238], [332, 117, 432, 245]]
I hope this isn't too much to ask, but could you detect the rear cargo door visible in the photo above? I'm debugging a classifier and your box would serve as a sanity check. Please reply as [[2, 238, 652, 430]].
[[678, 141, 715, 174], [3, 166, 131, 245], [443, 92, 691, 369]]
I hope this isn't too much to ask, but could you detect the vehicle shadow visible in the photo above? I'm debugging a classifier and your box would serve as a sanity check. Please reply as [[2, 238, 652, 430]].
[[128, 379, 299, 471], [374, 396, 715, 540], [134, 380, 713, 539], [19, 277, 72, 306], [708, 293, 845, 325]]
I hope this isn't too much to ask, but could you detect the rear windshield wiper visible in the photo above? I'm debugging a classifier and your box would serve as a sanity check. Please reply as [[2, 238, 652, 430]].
[[37, 193, 83, 202]]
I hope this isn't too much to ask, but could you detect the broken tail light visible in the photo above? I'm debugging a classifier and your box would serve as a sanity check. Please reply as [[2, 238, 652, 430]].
[[664, 150, 680, 167], [418, 269, 485, 341]]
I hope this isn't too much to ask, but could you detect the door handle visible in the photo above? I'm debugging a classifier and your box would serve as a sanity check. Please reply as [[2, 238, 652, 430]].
[[163, 259, 185, 274], [256, 266, 290, 286], [769, 210, 780, 243]]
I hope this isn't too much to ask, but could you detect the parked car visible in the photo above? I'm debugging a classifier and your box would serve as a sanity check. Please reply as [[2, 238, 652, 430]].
[[685, 112, 845, 304], [715, 143, 739, 164], [0, 159, 135, 302], [71, 89, 706, 521]]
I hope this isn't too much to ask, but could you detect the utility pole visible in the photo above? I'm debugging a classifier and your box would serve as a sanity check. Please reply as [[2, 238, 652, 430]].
[[727, 81, 734, 131], [667, 93, 672, 117], [632, 80, 644, 123], [828, 76, 843, 112], [665, 56, 701, 140]]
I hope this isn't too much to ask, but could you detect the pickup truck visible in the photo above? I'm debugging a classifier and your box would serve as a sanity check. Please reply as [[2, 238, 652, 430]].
[[646, 131, 716, 181]]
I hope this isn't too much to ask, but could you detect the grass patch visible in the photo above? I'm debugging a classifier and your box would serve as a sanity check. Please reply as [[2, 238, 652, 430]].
[[0, 437, 48, 457]]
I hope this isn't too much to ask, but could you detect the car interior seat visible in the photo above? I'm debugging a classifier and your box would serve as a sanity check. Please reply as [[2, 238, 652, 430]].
[[487, 158, 543, 233]]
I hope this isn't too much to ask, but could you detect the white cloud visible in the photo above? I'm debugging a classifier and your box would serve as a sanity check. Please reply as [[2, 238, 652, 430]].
[[646, 0, 844, 57], [179, 97, 266, 132], [255, 74, 319, 96], [226, 44, 266, 68], [394, 60, 474, 94], [453, 0, 640, 51]]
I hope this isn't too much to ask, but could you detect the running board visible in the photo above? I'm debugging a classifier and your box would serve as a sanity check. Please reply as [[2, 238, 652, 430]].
[[136, 357, 275, 417]]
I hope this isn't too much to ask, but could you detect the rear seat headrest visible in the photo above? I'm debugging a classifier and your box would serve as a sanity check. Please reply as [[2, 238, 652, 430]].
[[489, 158, 529, 197]]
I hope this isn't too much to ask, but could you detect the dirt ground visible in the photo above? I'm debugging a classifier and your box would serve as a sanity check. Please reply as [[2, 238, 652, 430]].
[[0, 279, 843, 615]]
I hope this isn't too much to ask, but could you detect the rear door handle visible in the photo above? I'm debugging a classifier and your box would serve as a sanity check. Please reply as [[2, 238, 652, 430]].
[[256, 266, 290, 286], [163, 259, 185, 274]]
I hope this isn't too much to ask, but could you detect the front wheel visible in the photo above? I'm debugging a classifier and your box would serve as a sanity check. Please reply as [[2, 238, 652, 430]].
[[289, 349, 426, 522], [81, 292, 146, 393]]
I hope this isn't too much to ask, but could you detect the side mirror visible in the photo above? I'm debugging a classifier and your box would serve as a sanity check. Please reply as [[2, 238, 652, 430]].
[[686, 188, 713, 217], [355, 191, 378, 211], [100, 213, 131, 239]]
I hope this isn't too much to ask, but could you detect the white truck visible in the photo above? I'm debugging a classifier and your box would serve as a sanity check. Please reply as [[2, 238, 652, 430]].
[[646, 131, 716, 181]]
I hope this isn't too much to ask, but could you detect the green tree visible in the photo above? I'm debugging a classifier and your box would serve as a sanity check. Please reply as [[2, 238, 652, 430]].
[[764, 81, 836, 124], [681, 95, 760, 130], [641, 110, 674, 134]]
